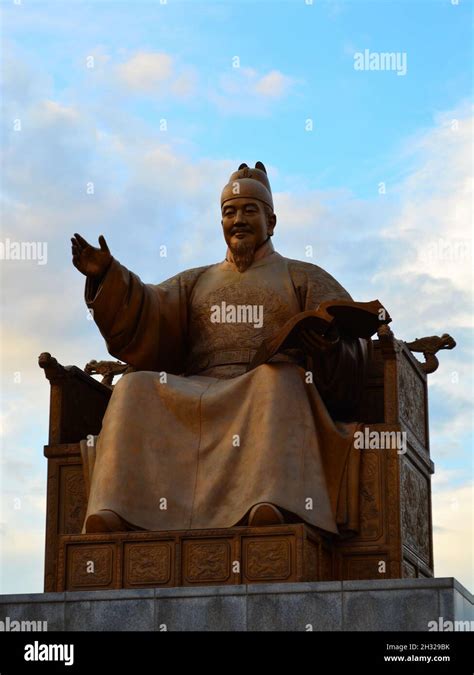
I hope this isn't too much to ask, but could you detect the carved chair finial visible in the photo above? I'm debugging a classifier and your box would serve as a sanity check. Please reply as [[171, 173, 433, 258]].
[[404, 334, 456, 374], [84, 359, 134, 386]]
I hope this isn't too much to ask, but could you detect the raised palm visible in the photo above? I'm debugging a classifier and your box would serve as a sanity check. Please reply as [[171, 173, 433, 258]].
[[71, 233, 112, 278]]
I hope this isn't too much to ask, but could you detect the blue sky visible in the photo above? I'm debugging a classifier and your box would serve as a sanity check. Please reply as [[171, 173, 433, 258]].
[[1, 0, 472, 594], [5, 0, 472, 192]]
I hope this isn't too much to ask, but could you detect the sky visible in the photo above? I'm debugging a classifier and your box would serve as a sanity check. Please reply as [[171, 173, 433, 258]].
[[0, 0, 472, 595]]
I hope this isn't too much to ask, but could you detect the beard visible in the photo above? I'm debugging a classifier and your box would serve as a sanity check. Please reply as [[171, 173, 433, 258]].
[[229, 238, 256, 273]]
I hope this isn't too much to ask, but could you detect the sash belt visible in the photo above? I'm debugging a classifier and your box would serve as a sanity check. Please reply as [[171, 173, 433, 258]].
[[186, 348, 302, 375]]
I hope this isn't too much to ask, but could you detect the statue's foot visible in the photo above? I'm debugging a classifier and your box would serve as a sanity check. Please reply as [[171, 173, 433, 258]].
[[85, 509, 132, 533], [248, 502, 285, 526]]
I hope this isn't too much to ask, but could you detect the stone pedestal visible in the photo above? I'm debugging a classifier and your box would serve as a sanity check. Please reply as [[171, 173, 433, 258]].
[[0, 578, 471, 632], [56, 524, 332, 591]]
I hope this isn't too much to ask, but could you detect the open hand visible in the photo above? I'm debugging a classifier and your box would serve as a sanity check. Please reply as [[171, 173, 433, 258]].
[[71, 233, 112, 278], [299, 326, 339, 354]]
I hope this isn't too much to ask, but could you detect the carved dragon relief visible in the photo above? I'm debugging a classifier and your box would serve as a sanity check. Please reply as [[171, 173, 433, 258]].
[[404, 334, 456, 374], [38, 352, 135, 387], [84, 359, 135, 386], [375, 327, 456, 374]]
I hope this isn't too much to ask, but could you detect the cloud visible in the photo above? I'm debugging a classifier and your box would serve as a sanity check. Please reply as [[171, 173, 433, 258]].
[[210, 66, 297, 114], [113, 51, 295, 107], [113, 51, 199, 100], [0, 39, 54, 108], [171, 68, 198, 98], [253, 70, 295, 98], [0, 527, 45, 595], [378, 103, 473, 323], [432, 479, 473, 591], [44, 44, 297, 113], [272, 103, 472, 351], [116, 52, 173, 92]]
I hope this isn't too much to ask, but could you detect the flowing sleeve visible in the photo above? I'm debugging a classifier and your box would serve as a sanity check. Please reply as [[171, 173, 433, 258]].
[[84, 258, 208, 374], [288, 260, 368, 420]]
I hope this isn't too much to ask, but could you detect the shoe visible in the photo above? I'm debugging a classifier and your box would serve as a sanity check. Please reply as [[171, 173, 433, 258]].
[[85, 510, 131, 533], [248, 503, 285, 526]]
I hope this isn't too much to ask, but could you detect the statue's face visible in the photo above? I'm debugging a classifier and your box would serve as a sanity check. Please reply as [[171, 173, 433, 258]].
[[221, 198, 270, 252]]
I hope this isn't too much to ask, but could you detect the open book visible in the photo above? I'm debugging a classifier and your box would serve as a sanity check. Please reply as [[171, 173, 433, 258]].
[[247, 299, 391, 372]]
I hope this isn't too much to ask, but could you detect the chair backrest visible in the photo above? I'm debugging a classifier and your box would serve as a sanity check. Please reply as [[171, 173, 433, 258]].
[[361, 337, 429, 454], [335, 335, 434, 581]]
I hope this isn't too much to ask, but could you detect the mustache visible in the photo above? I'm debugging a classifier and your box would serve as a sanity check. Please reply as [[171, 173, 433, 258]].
[[231, 225, 253, 235]]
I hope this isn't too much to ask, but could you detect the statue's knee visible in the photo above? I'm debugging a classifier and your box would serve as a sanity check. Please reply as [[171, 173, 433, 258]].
[[113, 370, 154, 393]]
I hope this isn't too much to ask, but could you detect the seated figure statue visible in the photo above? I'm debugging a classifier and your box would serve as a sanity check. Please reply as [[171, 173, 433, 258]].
[[71, 162, 371, 535]]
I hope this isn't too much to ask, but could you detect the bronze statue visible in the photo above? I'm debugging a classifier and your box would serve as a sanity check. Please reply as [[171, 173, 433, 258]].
[[71, 162, 377, 535]]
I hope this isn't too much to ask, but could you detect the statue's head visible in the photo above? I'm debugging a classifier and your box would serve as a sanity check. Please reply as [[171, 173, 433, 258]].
[[221, 161, 277, 272]]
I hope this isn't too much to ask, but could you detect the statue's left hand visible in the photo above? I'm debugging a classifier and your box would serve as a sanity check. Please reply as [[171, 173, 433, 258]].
[[299, 327, 339, 353]]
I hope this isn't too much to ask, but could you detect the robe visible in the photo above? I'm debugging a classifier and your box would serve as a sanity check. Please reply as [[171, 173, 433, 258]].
[[82, 239, 367, 534]]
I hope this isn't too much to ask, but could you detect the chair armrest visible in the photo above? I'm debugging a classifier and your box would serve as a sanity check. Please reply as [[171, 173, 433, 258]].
[[39, 352, 112, 444]]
